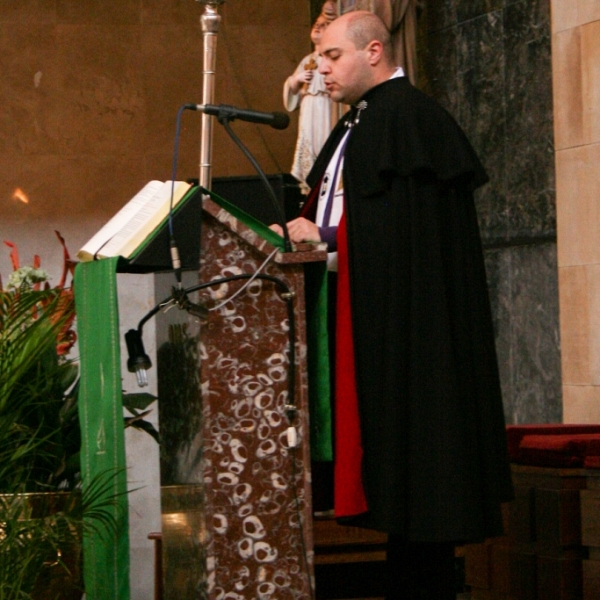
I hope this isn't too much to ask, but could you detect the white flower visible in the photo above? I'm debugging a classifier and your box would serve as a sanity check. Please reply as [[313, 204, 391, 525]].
[[7, 266, 49, 289]]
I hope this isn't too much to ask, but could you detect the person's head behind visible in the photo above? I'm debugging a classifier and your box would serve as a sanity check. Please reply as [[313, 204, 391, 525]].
[[311, 14, 330, 48], [318, 10, 395, 105]]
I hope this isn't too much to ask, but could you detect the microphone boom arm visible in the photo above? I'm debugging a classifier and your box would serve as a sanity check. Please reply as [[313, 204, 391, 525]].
[[217, 116, 293, 252]]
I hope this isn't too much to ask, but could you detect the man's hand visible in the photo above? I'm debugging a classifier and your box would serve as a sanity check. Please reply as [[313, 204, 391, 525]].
[[269, 218, 321, 243]]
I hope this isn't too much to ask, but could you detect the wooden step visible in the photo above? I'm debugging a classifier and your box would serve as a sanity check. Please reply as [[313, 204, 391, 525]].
[[313, 514, 388, 565]]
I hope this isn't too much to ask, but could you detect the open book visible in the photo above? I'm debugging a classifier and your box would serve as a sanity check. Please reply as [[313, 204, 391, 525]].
[[77, 180, 193, 262]]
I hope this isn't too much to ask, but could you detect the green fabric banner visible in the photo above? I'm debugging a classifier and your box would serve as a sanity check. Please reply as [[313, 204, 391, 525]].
[[74, 258, 130, 600], [304, 262, 333, 461]]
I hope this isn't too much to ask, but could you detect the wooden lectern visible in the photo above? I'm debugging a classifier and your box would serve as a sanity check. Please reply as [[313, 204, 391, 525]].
[[154, 192, 327, 599]]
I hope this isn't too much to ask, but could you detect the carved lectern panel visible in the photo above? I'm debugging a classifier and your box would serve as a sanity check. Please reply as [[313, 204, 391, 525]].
[[195, 199, 324, 599]]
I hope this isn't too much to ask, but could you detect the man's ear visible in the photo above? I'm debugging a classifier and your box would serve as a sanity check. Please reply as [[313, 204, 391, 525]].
[[366, 40, 384, 66]]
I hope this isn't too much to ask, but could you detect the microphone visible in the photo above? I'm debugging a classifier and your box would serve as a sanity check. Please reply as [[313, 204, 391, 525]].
[[192, 103, 290, 130]]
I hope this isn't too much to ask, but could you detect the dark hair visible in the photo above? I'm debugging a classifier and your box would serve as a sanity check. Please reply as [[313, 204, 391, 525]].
[[344, 11, 393, 61]]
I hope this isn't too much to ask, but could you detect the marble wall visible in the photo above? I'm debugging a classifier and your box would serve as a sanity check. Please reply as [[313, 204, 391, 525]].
[[419, 0, 561, 423]]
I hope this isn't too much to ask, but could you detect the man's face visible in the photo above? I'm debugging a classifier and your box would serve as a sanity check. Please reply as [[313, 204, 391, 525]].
[[318, 20, 372, 105]]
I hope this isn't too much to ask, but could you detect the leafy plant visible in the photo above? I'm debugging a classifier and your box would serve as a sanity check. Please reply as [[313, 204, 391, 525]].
[[0, 282, 77, 491], [0, 233, 158, 492], [0, 469, 130, 600], [0, 233, 157, 598]]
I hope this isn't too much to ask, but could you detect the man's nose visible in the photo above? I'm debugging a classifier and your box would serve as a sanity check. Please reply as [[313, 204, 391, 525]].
[[318, 61, 329, 75]]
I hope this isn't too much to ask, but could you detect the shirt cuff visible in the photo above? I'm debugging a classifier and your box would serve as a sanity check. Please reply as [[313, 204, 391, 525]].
[[318, 226, 338, 251]]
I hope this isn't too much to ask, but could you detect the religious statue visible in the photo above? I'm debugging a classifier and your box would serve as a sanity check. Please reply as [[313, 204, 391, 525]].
[[283, 11, 338, 193], [321, 0, 338, 23]]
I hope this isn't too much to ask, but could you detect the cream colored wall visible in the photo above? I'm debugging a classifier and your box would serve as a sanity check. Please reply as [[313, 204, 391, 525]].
[[553, 1, 600, 422], [0, 0, 310, 285], [0, 3, 311, 598]]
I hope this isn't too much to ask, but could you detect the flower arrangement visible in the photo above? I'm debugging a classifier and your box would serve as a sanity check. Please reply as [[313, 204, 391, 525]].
[[2, 231, 76, 356], [0, 232, 81, 493], [0, 232, 157, 599], [0, 232, 85, 599]]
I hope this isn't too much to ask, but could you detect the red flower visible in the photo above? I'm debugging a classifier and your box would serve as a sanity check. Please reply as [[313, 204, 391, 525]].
[[3, 231, 77, 355]]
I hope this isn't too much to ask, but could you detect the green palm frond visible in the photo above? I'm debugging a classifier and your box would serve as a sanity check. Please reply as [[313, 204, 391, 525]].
[[0, 288, 77, 493]]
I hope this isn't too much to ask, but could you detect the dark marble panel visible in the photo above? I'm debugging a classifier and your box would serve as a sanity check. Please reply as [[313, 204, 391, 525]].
[[504, 0, 555, 238], [509, 242, 561, 424], [484, 247, 513, 423], [423, 0, 561, 429], [505, 190, 556, 240], [456, 11, 507, 242], [419, 26, 459, 117], [456, 0, 504, 22], [484, 243, 562, 425], [423, 0, 457, 34], [475, 186, 508, 247]]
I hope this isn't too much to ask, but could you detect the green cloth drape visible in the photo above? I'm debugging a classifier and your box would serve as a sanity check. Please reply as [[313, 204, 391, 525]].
[[74, 258, 130, 600], [72, 188, 330, 600], [304, 262, 333, 461]]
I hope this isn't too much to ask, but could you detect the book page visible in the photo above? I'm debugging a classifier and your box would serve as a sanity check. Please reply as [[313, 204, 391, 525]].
[[77, 181, 164, 261], [97, 180, 192, 259]]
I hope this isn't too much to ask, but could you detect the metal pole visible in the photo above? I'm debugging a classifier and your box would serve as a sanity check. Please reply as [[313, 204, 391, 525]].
[[198, 1, 224, 190]]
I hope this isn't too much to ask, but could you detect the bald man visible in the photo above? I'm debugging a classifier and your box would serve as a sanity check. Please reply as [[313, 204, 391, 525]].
[[273, 12, 512, 599]]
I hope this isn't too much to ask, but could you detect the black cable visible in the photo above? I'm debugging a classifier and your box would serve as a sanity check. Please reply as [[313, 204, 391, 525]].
[[168, 103, 199, 286], [132, 271, 316, 595], [219, 117, 293, 252], [184, 273, 296, 412], [136, 273, 296, 412]]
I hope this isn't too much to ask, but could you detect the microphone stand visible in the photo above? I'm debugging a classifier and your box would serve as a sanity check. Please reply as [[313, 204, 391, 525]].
[[198, 0, 224, 190], [196, 2, 292, 252]]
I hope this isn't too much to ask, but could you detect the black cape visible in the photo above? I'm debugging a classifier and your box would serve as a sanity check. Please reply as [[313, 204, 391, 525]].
[[306, 77, 513, 542]]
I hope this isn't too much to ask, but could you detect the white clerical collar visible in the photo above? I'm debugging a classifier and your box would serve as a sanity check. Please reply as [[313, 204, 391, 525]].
[[391, 67, 405, 79]]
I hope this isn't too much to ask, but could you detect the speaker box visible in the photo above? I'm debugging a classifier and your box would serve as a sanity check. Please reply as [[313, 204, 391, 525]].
[[210, 173, 304, 225]]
